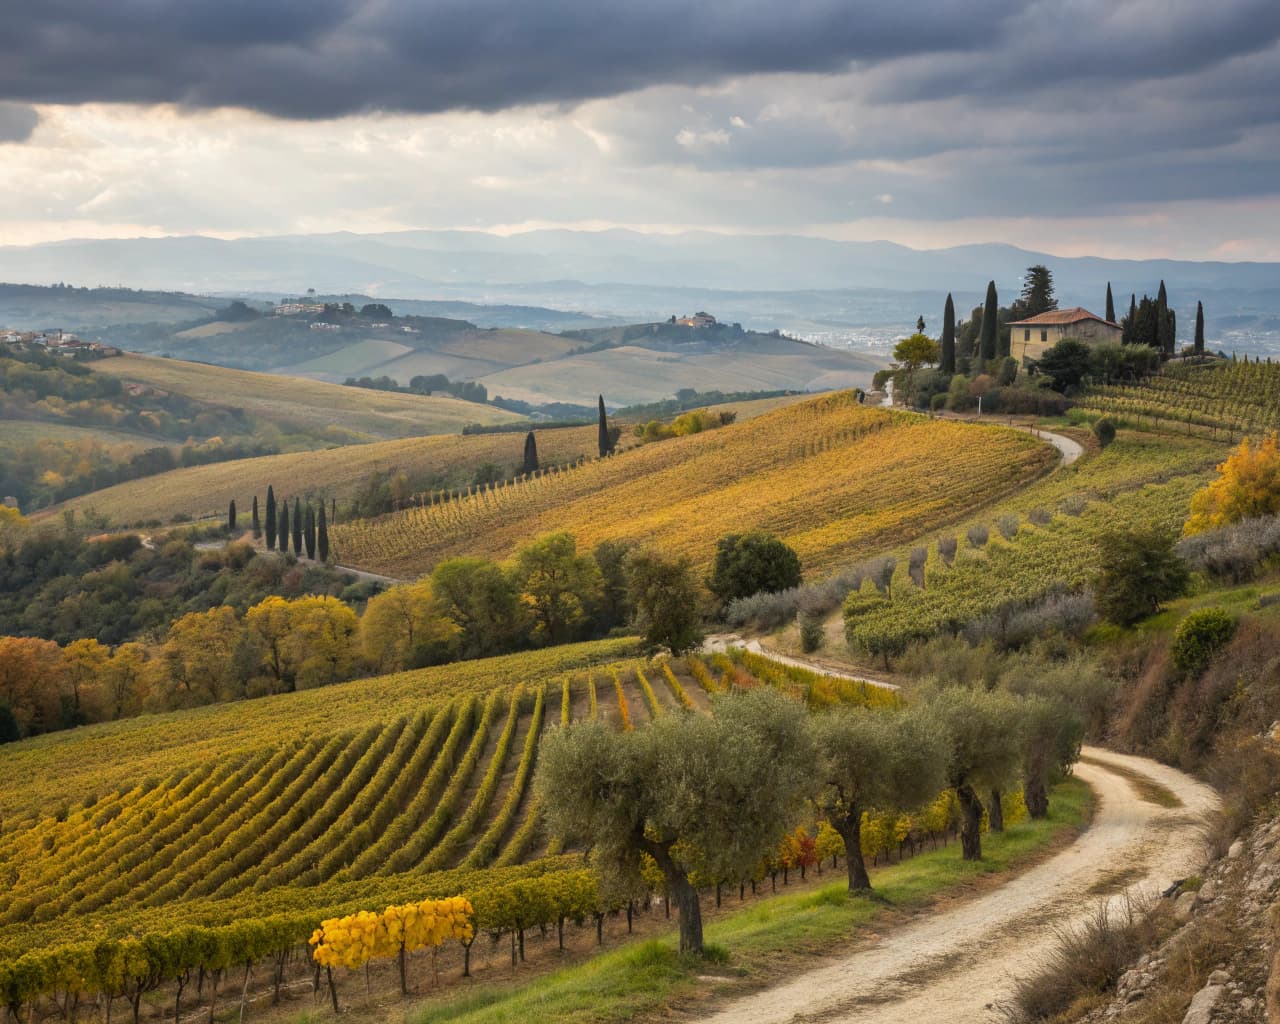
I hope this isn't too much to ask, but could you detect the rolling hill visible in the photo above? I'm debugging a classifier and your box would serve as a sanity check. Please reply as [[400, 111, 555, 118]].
[[331, 394, 1058, 579], [91, 353, 519, 442]]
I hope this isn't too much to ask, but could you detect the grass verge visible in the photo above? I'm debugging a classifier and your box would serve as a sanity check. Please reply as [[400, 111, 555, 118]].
[[396, 777, 1093, 1024]]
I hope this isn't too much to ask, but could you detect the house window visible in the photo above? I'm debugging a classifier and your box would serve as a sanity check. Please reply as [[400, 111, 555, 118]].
[[1041, 329, 1048, 342], [1024, 328, 1031, 341]]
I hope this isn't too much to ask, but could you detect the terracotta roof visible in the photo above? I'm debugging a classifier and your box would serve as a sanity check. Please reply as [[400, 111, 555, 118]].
[[1007, 306, 1120, 328]]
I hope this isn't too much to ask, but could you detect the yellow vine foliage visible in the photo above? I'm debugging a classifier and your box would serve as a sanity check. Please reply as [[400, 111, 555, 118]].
[[310, 896, 474, 970], [1184, 432, 1280, 535]]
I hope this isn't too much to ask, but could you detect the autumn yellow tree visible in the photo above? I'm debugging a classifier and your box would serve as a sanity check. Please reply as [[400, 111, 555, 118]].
[[0, 636, 68, 734], [101, 642, 152, 719], [359, 581, 459, 673], [1184, 433, 1280, 535], [246, 595, 360, 692], [162, 606, 242, 706], [0, 506, 28, 555], [62, 637, 110, 722]]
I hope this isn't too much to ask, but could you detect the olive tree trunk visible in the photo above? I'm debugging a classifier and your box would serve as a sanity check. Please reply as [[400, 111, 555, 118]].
[[1023, 776, 1049, 819], [957, 784, 984, 861], [642, 838, 703, 955], [988, 788, 1004, 833], [835, 810, 872, 893]]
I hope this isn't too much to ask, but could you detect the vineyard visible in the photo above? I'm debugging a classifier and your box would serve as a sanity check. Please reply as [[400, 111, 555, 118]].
[[331, 394, 1058, 578], [0, 640, 900, 1017], [1074, 358, 1280, 441]]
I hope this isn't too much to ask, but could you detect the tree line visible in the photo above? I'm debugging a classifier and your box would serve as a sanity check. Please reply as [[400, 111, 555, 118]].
[[539, 679, 1085, 954]]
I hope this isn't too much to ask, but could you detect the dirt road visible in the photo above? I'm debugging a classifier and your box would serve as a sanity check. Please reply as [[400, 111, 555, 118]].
[[695, 747, 1217, 1024]]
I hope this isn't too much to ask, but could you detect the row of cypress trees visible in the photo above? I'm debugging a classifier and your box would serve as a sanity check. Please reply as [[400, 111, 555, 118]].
[[229, 485, 331, 562]]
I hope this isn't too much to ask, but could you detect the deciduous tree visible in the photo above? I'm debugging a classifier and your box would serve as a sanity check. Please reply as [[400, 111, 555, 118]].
[[1184, 433, 1280, 534], [359, 581, 459, 672], [431, 557, 528, 659], [513, 532, 602, 645], [708, 532, 803, 607], [1093, 527, 1189, 625], [627, 548, 704, 654]]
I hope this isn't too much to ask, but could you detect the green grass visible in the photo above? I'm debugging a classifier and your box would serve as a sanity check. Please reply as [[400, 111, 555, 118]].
[[402, 778, 1093, 1024]]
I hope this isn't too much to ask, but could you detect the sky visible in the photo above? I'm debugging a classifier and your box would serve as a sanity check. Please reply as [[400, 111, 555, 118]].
[[2, 0, 1279, 260]]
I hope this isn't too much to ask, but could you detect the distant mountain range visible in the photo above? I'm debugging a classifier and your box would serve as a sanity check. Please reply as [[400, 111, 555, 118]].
[[2, 229, 1277, 353]]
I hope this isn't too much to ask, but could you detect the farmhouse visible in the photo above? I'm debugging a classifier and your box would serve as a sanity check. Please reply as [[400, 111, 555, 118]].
[[1008, 307, 1122, 364], [674, 311, 717, 328]]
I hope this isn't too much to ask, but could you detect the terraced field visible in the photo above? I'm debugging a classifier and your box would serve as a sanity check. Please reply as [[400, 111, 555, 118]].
[[331, 394, 1059, 578]]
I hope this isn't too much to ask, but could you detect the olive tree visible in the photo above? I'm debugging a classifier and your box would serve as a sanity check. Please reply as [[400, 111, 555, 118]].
[[1018, 696, 1084, 819], [929, 688, 1024, 860], [812, 705, 946, 892], [537, 688, 813, 955]]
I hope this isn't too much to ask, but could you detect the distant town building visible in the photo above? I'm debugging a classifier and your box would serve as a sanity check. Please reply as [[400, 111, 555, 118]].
[[309, 322, 341, 331], [674, 311, 717, 328], [275, 302, 326, 316], [1007, 307, 1121, 363]]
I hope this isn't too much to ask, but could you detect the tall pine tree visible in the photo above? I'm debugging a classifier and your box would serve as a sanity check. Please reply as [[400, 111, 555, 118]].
[[1194, 301, 1205, 354], [277, 499, 288, 554], [1105, 283, 1116, 323], [523, 431, 539, 475], [292, 497, 303, 555], [304, 504, 316, 560], [251, 495, 261, 539], [1157, 280, 1172, 355], [597, 395, 611, 458], [318, 502, 329, 563], [265, 486, 276, 549], [979, 280, 999, 364], [940, 293, 956, 375]]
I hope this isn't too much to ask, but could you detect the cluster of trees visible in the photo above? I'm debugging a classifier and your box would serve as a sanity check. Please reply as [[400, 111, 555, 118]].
[[259, 486, 330, 562], [343, 373, 491, 407], [539, 682, 1083, 954], [0, 527, 710, 739], [632, 407, 736, 444], [884, 265, 1208, 407]]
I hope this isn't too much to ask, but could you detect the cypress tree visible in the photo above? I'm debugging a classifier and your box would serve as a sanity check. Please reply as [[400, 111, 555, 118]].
[[331, 497, 336, 526], [228, 499, 237, 532], [277, 499, 289, 554], [251, 495, 261, 539], [1123, 294, 1137, 345], [940, 293, 956, 375], [522, 431, 539, 475], [292, 497, 303, 555], [265, 486, 277, 549], [597, 395, 611, 458], [1105, 283, 1115, 323], [304, 504, 316, 560], [1157, 280, 1172, 355], [318, 502, 329, 563], [1194, 301, 1205, 354], [979, 281, 999, 365]]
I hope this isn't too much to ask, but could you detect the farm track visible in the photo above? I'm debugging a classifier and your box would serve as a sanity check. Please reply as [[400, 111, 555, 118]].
[[694, 747, 1217, 1024]]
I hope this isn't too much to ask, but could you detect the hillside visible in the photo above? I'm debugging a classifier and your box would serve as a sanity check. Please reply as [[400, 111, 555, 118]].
[[46, 424, 608, 525], [0, 639, 890, 956], [331, 394, 1058, 578], [92, 353, 519, 442]]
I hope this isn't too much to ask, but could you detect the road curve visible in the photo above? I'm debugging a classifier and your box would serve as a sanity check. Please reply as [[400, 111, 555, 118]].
[[694, 747, 1217, 1024]]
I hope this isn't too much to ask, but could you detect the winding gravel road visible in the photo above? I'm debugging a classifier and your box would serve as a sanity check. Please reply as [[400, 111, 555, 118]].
[[695, 747, 1217, 1024]]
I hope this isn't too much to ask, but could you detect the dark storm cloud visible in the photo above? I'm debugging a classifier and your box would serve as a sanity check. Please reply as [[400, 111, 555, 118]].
[[0, 104, 40, 143], [2, 0, 1018, 118]]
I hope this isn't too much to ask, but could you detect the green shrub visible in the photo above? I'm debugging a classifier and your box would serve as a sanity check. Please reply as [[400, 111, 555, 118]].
[[800, 614, 825, 653], [1170, 607, 1237, 676], [1093, 417, 1117, 448]]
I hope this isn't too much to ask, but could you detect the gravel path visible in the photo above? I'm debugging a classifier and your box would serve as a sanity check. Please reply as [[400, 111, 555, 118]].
[[703, 635, 899, 692], [694, 746, 1217, 1024]]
